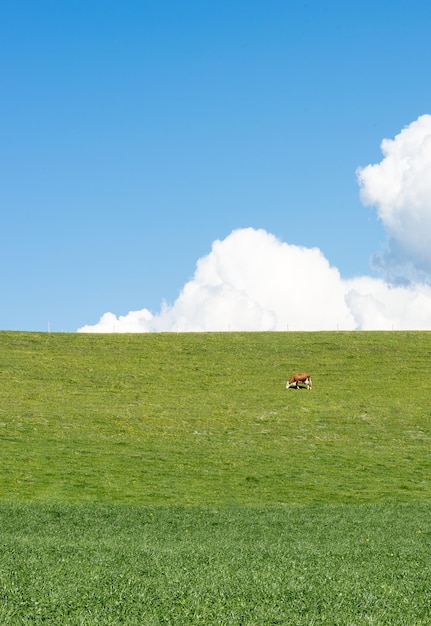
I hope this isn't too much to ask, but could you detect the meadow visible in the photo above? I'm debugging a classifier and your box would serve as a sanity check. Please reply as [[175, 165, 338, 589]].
[[1, 330, 431, 623]]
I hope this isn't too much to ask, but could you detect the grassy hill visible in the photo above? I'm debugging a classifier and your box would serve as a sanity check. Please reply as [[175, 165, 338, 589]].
[[2, 330, 431, 624], [1, 330, 430, 504]]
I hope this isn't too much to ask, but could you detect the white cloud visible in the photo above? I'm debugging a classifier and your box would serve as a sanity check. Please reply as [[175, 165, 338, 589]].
[[78, 226, 431, 333], [357, 114, 431, 282], [344, 277, 431, 330], [78, 115, 431, 333], [79, 228, 356, 332]]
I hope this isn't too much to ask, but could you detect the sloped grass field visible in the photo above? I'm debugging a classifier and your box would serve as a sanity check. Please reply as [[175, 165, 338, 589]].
[[1, 330, 431, 623]]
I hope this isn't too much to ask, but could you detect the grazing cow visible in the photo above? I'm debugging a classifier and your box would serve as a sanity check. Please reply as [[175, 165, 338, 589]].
[[286, 373, 312, 390]]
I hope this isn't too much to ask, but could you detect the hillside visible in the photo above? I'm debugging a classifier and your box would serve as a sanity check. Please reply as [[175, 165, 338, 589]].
[[1, 330, 430, 504]]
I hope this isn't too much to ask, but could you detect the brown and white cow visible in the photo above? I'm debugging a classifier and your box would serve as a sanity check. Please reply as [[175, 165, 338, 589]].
[[286, 373, 312, 390]]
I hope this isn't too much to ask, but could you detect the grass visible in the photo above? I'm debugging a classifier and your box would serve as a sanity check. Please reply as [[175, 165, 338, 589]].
[[1, 330, 431, 623], [1, 330, 431, 504], [1, 501, 431, 625]]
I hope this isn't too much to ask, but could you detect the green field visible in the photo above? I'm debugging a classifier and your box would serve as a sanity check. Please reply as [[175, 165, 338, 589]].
[[1, 330, 431, 623]]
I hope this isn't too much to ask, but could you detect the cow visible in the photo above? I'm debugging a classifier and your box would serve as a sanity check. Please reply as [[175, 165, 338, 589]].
[[286, 373, 312, 390]]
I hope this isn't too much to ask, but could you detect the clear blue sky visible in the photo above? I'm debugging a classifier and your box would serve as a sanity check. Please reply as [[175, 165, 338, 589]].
[[1, 0, 430, 331]]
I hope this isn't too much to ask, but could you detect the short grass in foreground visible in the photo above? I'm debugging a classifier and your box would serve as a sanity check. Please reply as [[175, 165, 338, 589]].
[[1, 330, 431, 504], [1, 501, 431, 625]]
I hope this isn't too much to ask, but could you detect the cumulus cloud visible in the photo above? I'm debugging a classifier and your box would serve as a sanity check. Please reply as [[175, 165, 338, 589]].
[[357, 114, 431, 283], [79, 228, 356, 332], [344, 277, 431, 330], [79, 115, 431, 333]]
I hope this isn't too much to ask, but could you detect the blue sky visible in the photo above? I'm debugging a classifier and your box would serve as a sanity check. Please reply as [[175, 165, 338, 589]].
[[1, 1, 431, 331]]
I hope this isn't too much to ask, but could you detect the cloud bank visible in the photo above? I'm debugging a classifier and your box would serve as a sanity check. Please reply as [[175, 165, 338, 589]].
[[79, 114, 431, 332]]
